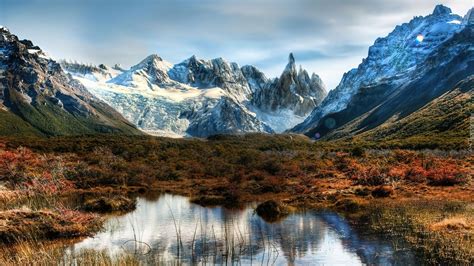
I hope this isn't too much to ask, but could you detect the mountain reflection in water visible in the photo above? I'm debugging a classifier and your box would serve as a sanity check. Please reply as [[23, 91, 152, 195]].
[[70, 194, 417, 265]]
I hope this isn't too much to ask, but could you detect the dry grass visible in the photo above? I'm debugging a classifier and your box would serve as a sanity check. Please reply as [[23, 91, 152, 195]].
[[0, 208, 102, 244], [82, 195, 137, 213], [0, 242, 140, 266], [0, 136, 472, 264], [358, 200, 474, 265], [430, 217, 471, 231]]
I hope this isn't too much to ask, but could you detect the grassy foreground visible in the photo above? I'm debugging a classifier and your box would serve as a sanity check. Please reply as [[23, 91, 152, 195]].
[[0, 134, 472, 264]]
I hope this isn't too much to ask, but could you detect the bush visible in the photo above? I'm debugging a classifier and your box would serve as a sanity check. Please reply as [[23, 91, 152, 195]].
[[371, 185, 394, 198], [427, 168, 469, 186], [405, 166, 428, 183], [350, 146, 366, 157], [352, 167, 391, 186]]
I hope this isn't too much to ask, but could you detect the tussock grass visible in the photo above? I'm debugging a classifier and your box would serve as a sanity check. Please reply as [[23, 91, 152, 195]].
[[0, 208, 102, 244], [0, 242, 140, 266], [358, 200, 474, 265], [82, 195, 137, 213]]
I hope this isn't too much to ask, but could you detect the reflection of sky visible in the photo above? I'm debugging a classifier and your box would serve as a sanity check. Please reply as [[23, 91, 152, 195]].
[[71, 194, 416, 265], [1, 0, 471, 90]]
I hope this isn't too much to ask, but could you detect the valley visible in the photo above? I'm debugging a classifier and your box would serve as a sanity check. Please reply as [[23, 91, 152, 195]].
[[0, 3, 472, 265]]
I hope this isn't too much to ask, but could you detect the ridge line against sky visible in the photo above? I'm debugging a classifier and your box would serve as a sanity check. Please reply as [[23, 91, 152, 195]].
[[0, 0, 472, 89]]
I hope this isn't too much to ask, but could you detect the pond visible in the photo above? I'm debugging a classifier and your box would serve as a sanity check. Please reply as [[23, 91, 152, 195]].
[[70, 194, 418, 265]]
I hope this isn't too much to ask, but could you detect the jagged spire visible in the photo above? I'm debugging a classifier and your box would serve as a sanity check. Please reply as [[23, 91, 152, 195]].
[[288, 52, 295, 64], [432, 5, 451, 16], [284, 52, 296, 73]]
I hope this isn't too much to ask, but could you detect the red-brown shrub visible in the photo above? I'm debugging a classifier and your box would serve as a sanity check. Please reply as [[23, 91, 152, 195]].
[[405, 165, 428, 183], [427, 167, 470, 186]]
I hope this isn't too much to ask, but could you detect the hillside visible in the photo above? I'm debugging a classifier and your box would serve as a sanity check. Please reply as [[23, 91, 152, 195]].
[[357, 76, 473, 148], [0, 26, 142, 136], [294, 5, 473, 146]]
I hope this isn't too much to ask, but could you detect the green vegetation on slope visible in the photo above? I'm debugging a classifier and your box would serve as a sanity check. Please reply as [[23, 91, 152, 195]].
[[2, 89, 141, 136], [358, 77, 473, 149]]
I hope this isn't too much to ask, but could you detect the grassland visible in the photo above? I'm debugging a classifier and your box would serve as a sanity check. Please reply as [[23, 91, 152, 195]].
[[0, 134, 472, 264]]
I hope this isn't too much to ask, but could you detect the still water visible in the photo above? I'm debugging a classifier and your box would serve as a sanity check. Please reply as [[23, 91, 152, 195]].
[[71, 194, 417, 265]]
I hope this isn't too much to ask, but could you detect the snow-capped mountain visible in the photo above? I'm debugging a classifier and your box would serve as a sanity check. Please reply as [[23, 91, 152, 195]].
[[64, 53, 326, 137], [0, 26, 140, 136], [292, 4, 471, 136], [292, 5, 474, 139], [252, 53, 326, 132]]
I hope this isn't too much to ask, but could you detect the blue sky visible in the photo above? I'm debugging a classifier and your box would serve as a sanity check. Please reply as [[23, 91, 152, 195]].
[[0, 0, 472, 89]]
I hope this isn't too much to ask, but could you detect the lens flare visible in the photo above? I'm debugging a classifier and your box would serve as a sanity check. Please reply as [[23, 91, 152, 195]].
[[416, 34, 424, 43]]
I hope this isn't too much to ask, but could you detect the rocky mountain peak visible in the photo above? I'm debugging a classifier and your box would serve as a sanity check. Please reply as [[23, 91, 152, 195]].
[[284, 53, 296, 73], [136, 54, 169, 69], [251, 52, 327, 129], [110, 53, 173, 86], [464, 8, 474, 26], [288, 52, 295, 64], [112, 64, 124, 71], [0, 28, 140, 135], [292, 5, 464, 134], [432, 5, 452, 16]]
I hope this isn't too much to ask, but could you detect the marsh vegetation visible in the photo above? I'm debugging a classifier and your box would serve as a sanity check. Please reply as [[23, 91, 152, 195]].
[[0, 134, 472, 264]]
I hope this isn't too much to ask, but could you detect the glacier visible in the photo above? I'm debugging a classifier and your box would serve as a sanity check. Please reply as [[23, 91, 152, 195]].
[[63, 53, 326, 137]]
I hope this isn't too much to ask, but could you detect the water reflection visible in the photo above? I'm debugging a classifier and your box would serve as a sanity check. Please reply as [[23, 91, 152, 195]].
[[71, 194, 416, 265]]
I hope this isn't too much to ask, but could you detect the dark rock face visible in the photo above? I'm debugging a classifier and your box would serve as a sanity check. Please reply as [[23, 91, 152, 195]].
[[241, 65, 268, 92], [432, 4, 451, 16], [185, 97, 273, 137], [252, 53, 326, 116], [0, 27, 140, 136], [169, 56, 252, 100]]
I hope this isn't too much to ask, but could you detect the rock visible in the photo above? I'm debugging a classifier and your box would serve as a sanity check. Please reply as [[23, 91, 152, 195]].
[[432, 5, 451, 16], [255, 200, 289, 222]]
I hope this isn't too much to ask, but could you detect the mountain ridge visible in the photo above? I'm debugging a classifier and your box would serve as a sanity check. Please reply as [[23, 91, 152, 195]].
[[64, 51, 327, 137], [292, 4, 473, 144], [0, 26, 142, 136]]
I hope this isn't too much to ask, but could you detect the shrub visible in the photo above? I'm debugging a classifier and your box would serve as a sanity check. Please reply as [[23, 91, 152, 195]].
[[259, 159, 282, 175], [350, 146, 366, 157], [427, 168, 469, 186], [352, 166, 391, 186], [371, 185, 394, 198], [405, 166, 428, 183]]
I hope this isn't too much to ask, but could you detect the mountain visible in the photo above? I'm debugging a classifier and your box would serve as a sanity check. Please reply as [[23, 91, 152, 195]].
[[292, 5, 473, 141], [359, 76, 473, 146], [0, 26, 141, 136], [251, 53, 326, 131], [64, 53, 326, 137]]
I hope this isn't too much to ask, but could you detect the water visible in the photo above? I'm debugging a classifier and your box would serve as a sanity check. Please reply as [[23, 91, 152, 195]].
[[70, 194, 417, 265]]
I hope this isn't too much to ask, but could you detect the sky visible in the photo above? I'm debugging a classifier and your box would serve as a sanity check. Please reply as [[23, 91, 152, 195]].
[[0, 0, 472, 89]]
